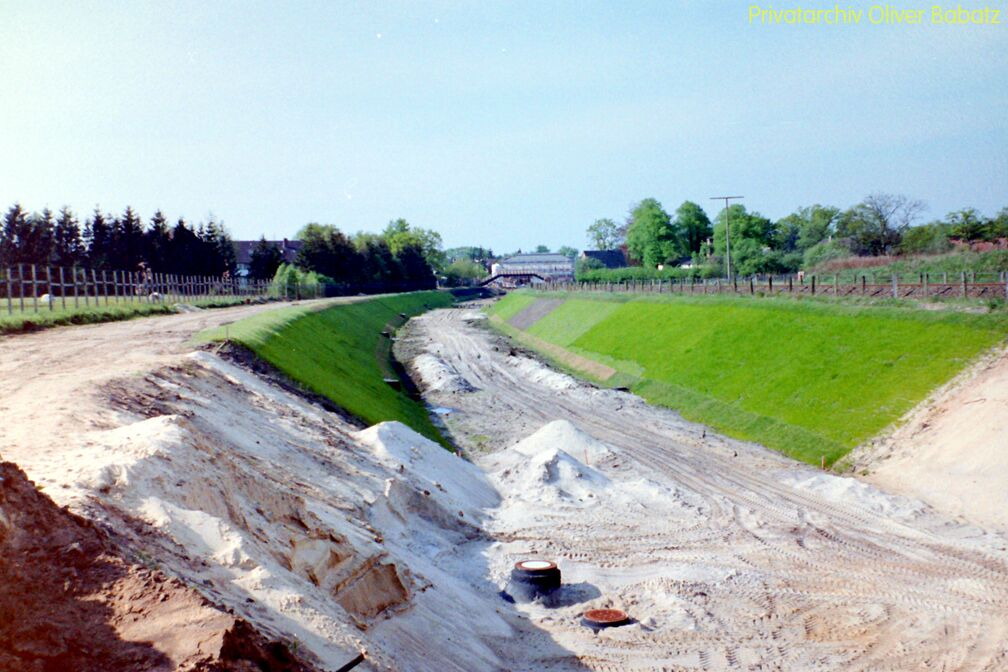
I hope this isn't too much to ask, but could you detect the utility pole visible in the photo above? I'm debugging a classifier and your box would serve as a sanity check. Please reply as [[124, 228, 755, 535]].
[[710, 196, 744, 281]]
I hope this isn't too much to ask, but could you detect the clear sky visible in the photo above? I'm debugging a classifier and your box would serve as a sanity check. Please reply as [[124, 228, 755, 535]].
[[2, 1, 1005, 252]]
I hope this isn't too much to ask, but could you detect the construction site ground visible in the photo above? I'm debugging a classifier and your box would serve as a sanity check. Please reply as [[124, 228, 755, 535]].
[[0, 299, 1006, 670]]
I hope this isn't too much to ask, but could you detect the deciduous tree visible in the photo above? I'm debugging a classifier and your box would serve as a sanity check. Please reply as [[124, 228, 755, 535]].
[[626, 198, 679, 268], [586, 217, 620, 250]]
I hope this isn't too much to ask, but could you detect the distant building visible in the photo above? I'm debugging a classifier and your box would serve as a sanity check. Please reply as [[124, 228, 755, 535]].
[[232, 239, 303, 277], [490, 252, 575, 286], [579, 249, 627, 269]]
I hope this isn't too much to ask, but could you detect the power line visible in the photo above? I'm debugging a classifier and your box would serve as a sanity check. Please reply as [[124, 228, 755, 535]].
[[713, 195, 745, 280]]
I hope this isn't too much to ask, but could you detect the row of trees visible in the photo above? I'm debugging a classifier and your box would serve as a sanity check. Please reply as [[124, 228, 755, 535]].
[[0, 203, 237, 277], [583, 195, 1008, 278], [289, 219, 439, 291]]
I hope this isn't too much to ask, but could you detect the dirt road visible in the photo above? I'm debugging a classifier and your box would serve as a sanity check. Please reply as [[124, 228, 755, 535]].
[[0, 299, 333, 469], [398, 306, 1008, 671]]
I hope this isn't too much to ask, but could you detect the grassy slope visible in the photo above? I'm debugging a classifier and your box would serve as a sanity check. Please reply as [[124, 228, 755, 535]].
[[525, 299, 621, 346], [492, 293, 538, 322], [0, 297, 261, 335], [0, 302, 176, 334], [200, 291, 455, 445], [490, 292, 1008, 465]]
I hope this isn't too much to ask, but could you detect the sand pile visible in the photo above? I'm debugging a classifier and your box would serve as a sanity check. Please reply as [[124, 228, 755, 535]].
[[485, 420, 612, 505], [38, 351, 585, 671], [0, 461, 317, 672], [776, 469, 928, 522], [409, 353, 475, 393], [509, 356, 577, 390]]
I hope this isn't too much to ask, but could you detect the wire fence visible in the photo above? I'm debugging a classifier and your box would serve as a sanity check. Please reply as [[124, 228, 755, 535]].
[[0, 263, 443, 316], [544, 271, 1008, 301], [0, 263, 293, 315]]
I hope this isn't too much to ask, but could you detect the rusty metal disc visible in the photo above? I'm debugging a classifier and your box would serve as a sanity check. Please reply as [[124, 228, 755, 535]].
[[582, 608, 630, 628]]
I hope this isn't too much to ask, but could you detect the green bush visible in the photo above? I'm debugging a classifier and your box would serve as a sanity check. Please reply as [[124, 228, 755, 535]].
[[803, 239, 850, 269], [442, 259, 488, 286], [574, 256, 605, 279], [899, 223, 953, 255], [576, 265, 699, 283]]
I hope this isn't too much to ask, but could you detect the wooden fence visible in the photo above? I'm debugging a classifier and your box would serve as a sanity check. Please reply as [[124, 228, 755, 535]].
[[543, 272, 1008, 301], [0, 263, 296, 315]]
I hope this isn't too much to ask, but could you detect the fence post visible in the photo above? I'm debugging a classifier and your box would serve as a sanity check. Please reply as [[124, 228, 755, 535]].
[[45, 267, 54, 310], [811, 275, 816, 295], [961, 272, 967, 298], [749, 276, 754, 294], [93, 269, 103, 305], [5, 267, 11, 315], [17, 264, 24, 312], [75, 266, 84, 307], [768, 276, 773, 293], [30, 263, 38, 314], [891, 274, 897, 299], [58, 267, 66, 310], [833, 274, 838, 297], [923, 273, 928, 299]]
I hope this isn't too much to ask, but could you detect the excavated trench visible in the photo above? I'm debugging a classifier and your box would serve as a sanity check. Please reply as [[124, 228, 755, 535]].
[[1, 299, 1007, 670]]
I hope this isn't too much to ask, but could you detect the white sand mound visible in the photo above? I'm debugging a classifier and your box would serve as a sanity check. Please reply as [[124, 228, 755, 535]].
[[510, 356, 578, 390], [355, 421, 499, 523], [777, 469, 927, 521], [411, 353, 476, 393], [458, 309, 486, 322], [509, 419, 613, 464], [486, 420, 613, 504]]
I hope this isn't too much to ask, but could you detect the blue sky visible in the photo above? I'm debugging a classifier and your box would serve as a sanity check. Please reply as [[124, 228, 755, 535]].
[[1, 1, 1005, 252]]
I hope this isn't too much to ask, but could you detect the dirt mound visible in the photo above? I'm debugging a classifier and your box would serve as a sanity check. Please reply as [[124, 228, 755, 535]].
[[0, 462, 318, 672], [853, 345, 1008, 532], [411, 353, 476, 393]]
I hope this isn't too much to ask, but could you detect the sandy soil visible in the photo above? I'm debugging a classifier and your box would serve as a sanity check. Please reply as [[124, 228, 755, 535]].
[[0, 460, 317, 671], [4, 298, 1008, 671], [0, 299, 341, 466], [395, 305, 1008, 671], [851, 345, 1008, 532], [0, 301, 598, 671]]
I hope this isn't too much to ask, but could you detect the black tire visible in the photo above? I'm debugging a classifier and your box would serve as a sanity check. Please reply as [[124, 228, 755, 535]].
[[508, 560, 561, 601], [512, 560, 558, 577]]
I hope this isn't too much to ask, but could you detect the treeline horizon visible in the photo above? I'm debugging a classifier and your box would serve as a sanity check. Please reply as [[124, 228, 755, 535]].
[[0, 203, 446, 294], [0, 203, 237, 278], [270, 219, 441, 293], [579, 194, 1008, 280]]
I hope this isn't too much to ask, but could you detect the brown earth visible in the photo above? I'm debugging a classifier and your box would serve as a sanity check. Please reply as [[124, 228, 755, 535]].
[[0, 460, 318, 672]]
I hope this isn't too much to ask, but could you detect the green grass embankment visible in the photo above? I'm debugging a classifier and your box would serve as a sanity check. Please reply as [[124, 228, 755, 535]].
[[0, 296, 266, 335], [199, 291, 455, 445], [489, 291, 1008, 465], [0, 302, 176, 334]]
